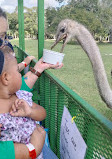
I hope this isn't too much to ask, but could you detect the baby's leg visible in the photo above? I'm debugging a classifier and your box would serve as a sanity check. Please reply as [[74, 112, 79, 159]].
[[30, 125, 46, 157], [36, 124, 46, 139], [36, 126, 59, 159], [36, 125, 46, 159]]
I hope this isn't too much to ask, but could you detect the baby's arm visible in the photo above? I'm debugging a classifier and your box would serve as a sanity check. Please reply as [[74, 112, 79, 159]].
[[29, 102, 46, 121], [10, 99, 46, 121]]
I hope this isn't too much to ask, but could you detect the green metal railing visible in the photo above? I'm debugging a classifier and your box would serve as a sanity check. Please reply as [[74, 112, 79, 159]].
[[15, 46, 112, 159], [18, 0, 25, 51], [18, 0, 44, 59]]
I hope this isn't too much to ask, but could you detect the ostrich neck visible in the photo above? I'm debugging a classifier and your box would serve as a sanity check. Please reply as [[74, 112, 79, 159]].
[[74, 22, 112, 106]]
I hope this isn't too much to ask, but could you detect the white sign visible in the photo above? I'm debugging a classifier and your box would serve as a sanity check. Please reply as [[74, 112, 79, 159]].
[[60, 106, 87, 159]]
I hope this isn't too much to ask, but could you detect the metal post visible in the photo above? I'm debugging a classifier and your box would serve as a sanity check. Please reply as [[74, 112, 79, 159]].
[[38, 0, 44, 59], [18, 0, 25, 51]]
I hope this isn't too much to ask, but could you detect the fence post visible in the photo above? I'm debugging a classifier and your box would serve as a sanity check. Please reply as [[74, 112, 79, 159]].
[[18, 0, 25, 51], [38, 0, 44, 59]]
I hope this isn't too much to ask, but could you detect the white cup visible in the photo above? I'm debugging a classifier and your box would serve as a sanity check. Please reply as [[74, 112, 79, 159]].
[[43, 49, 65, 65]]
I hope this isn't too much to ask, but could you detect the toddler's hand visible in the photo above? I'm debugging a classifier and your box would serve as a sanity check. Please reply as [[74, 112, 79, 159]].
[[24, 56, 36, 65], [10, 99, 32, 117]]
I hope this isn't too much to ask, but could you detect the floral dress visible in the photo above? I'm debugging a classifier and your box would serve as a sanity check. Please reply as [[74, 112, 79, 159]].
[[0, 90, 36, 144]]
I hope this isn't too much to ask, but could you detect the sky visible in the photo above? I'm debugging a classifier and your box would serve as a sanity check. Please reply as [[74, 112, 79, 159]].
[[0, 0, 62, 13]]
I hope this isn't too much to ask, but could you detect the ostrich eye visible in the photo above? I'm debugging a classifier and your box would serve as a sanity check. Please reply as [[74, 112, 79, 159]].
[[60, 28, 65, 33]]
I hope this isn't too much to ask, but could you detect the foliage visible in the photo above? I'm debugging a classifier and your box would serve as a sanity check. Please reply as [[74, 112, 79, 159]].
[[24, 7, 38, 38], [46, 6, 101, 36], [45, 0, 112, 39], [7, 0, 112, 40], [97, 7, 112, 33], [7, 7, 38, 39], [69, 0, 99, 12], [7, 12, 18, 34]]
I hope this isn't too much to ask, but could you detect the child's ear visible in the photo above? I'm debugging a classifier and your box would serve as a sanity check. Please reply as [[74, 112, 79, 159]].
[[1, 72, 10, 86]]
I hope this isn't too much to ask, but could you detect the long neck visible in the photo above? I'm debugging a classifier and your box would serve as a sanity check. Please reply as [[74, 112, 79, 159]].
[[74, 22, 112, 108]]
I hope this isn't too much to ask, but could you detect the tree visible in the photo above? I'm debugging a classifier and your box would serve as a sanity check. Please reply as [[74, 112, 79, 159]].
[[46, 0, 112, 41], [7, 7, 38, 39], [24, 7, 38, 39], [46, 4, 103, 36], [7, 12, 18, 36]]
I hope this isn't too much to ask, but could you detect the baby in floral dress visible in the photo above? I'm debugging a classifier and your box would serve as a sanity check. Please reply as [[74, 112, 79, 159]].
[[0, 90, 36, 144], [0, 46, 46, 158]]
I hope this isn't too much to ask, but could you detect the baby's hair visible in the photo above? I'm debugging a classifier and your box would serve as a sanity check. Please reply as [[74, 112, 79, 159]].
[[0, 46, 15, 73], [0, 7, 7, 19]]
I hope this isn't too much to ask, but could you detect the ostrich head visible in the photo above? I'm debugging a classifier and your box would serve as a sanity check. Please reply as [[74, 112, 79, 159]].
[[51, 19, 75, 52], [51, 19, 112, 108]]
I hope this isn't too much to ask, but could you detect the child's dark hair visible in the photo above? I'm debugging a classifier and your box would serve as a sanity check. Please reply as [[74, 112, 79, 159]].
[[0, 50, 4, 74]]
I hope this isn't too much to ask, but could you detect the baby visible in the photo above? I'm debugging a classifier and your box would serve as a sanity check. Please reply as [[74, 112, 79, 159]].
[[0, 46, 46, 158]]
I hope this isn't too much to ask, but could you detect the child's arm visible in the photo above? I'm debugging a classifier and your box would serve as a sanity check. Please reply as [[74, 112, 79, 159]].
[[23, 58, 63, 89], [10, 99, 46, 121], [29, 102, 46, 121], [18, 56, 35, 72]]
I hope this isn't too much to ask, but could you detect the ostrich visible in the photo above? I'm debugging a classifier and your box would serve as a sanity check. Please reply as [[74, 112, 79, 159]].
[[51, 19, 112, 109]]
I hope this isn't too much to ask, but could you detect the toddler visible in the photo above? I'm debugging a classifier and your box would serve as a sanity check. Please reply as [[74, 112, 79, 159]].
[[0, 46, 46, 158]]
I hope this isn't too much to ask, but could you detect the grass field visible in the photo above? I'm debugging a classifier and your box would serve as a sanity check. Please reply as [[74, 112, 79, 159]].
[[11, 39, 112, 121]]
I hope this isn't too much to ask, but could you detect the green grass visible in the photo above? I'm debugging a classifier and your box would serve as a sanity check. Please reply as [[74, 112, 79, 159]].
[[11, 39, 112, 121]]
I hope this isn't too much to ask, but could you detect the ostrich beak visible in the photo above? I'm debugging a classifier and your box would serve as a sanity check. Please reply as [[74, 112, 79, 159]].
[[51, 34, 67, 52], [51, 40, 59, 50]]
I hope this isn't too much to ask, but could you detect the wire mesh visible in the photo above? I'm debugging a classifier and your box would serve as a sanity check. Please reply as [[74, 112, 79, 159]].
[[15, 46, 112, 159], [39, 71, 112, 159]]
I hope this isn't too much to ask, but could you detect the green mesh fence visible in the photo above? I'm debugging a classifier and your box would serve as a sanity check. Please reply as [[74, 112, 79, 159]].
[[15, 46, 112, 159]]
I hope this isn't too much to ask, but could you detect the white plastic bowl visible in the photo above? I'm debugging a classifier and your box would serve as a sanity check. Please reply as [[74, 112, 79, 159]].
[[43, 49, 65, 65]]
